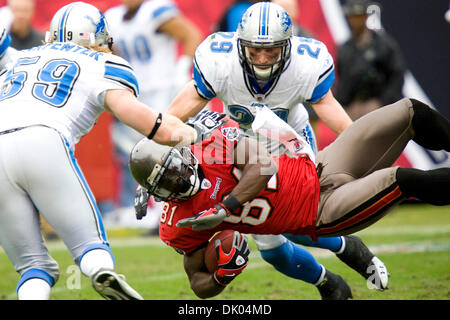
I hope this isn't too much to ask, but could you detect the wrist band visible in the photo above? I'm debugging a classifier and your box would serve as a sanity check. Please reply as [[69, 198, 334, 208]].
[[221, 194, 241, 213], [147, 113, 162, 140]]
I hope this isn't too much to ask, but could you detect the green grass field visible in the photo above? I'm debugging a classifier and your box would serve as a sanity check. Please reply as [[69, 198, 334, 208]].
[[0, 204, 449, 300]]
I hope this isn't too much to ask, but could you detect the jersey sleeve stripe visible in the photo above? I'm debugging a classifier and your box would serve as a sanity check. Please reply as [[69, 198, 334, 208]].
[[192, 57, 216, 100], [104, 62, 140, 96], [309, 67, 335, 102], [0, 30, 11, 58], [152, 4, 178, 18]]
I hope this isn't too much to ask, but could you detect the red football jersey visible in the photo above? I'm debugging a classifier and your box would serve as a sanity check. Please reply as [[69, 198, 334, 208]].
[[159, 118, 320, 255]]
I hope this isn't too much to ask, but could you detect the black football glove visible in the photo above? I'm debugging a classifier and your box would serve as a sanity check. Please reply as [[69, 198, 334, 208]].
[[134, 185, 150, 220]]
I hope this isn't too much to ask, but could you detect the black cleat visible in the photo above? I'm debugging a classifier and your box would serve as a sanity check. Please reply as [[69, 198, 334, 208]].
[[336, 235, 389, 290], [317, 270, 353, 300], [92, 269, 144, 300]]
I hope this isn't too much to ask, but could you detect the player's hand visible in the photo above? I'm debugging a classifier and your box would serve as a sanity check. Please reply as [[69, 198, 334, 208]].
[[134, 185, 150, 220], [187, 110, 227, 144], [176, 203, 229, 231], [213, 231, 250, 286]]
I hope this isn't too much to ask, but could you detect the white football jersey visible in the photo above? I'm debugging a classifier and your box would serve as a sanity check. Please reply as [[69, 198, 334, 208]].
[[105, 0, 179, 92], [193, 32, 335, 135], [0, 42, 139, 149]]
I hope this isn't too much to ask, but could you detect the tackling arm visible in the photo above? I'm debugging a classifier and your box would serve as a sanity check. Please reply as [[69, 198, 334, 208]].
[[104, 89, 197, 146]]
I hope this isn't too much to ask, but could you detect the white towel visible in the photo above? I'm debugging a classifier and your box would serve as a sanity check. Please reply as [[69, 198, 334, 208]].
[[251, 106, 315, 163]]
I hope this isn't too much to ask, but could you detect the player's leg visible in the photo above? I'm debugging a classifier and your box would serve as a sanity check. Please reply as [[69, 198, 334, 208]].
[[289, 121, 388, 289], [252, 235, 352, 299], [409, 98, 450, 151], [284, 234, 388, 290], [0, 130, 59, 299], [19, 126, 143, 300]]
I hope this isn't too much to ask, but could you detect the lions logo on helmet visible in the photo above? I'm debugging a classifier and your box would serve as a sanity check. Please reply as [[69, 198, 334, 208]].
[[45, 2, 112, 48]]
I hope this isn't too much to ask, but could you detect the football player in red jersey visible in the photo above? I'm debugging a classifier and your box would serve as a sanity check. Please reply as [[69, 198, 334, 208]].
[[130, 98, 450, 298]]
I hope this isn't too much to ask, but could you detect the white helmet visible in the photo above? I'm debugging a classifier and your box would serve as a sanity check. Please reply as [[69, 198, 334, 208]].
[[45, 2, 112, 48], [237, 2, 293, 81]]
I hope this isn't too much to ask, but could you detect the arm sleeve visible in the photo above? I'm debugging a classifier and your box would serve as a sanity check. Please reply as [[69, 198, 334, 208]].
[[150, 0, 180, 29], [0, 29, 19, 69], [192, 33, 232, 100], [308, 42, 336, 103]]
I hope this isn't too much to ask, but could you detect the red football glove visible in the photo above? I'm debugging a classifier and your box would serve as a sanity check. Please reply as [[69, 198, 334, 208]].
[[213, 231, 250, 286], [176, 203, 230, 231]]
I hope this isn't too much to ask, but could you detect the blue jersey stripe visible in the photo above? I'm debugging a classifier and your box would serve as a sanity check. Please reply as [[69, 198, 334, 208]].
[[63, 136, 110, 246], [192, 58, 216, 99], [309, 68, 335, 102], [152, 5, 177, 18], [0, 30, 11, 58], [104, 64, 139, 96]]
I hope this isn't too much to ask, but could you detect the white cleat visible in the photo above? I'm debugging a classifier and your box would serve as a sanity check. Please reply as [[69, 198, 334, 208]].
[[366, 256, 389, 291], [92, 269, 144, 300]]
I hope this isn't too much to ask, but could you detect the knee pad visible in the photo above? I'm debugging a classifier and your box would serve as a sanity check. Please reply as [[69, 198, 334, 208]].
[[252, 234, 287, 251]]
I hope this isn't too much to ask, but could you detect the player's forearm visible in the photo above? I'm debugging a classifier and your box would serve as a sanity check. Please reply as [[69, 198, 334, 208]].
[[231, 163, 275, 205], [312, 90, 353, 135], [105, 89, 196, 146], [231, 138, 278, 205], [190, 272, 225, 299]]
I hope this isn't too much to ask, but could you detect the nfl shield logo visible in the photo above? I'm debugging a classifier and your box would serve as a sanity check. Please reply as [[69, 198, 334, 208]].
[[221, 127, 240, 141]]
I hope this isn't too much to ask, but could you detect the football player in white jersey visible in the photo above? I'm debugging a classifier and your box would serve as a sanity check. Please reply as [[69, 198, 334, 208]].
[[105, 0, 202, 224], [159, 2, 388, 297], [0, 2, 202, 300]]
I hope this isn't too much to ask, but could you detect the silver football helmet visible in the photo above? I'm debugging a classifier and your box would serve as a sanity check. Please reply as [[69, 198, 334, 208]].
[[237, 2, 293, 81], [129, 138, 201, 202], [45, 2, 112, 48]]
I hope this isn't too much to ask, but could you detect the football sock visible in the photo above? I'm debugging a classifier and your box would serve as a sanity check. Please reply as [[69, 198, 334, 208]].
[[396, 167, 450, 205], [260, 240, 324, 284], [79, 248, 115, 277], [284, 234, 345, 253], [410, 99, 450, 151], [17, 278, 51, 300]]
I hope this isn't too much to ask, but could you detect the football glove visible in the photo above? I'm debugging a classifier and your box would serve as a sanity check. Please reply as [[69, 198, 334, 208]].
[[176, 203, 230, 231], [134, 185, 150, 220], [187, 110, 227, 144], [213, 231, 250, 286]]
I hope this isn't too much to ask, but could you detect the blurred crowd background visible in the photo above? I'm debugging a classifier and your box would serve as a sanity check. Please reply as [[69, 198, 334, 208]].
[[0, 0, 448, 231]]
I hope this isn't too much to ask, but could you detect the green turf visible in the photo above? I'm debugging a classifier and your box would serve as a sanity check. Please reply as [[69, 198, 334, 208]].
[[0, 204, 449, 300]]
